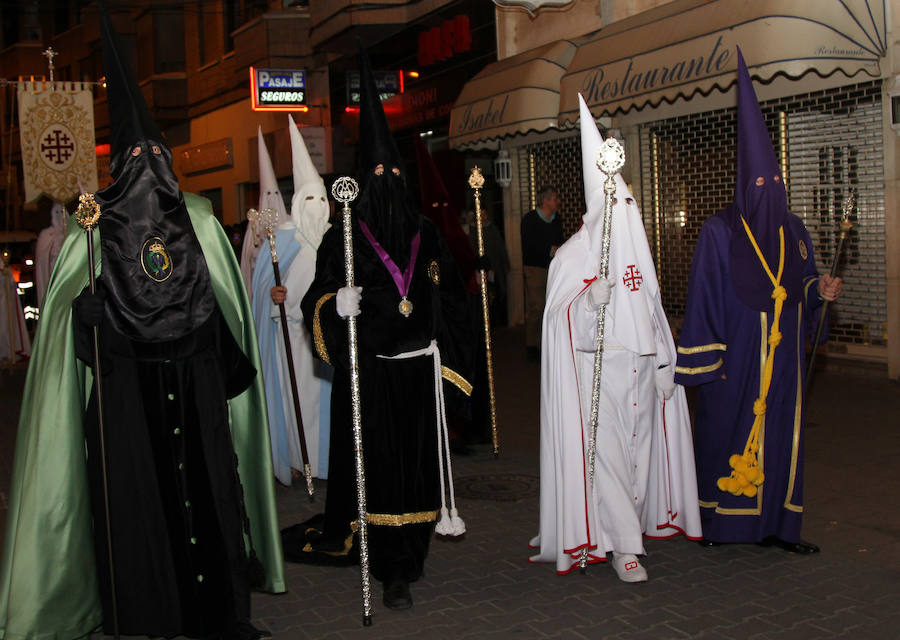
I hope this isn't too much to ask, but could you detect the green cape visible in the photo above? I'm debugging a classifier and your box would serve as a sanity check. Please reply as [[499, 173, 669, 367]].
[[0, 193, 285, 640]]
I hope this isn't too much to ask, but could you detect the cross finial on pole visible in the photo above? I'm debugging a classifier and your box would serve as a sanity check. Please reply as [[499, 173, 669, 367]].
[[42, 46, 58, 82]]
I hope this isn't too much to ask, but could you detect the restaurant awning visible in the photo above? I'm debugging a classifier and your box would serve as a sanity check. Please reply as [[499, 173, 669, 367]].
[[558, 0, 887, 124], [448, 39, 576, 149]]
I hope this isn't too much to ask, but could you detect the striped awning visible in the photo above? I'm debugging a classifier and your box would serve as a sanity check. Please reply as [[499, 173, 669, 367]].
[[448, 39, 576, 149], [558, 0, 887, 125]]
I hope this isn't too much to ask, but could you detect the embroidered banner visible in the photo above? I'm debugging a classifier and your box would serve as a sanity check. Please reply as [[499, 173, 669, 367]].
[[17, 81, 98, 204]]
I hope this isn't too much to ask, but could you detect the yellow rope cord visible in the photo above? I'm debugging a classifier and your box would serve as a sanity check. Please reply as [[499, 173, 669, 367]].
[[717, 218, 786, 498]]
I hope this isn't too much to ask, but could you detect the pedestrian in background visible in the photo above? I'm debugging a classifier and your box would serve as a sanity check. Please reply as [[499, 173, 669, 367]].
[[521, 185, 563, 361]]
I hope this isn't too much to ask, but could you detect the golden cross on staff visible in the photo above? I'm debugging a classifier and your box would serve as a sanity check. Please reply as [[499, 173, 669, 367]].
[[42, 47, 58, 82]]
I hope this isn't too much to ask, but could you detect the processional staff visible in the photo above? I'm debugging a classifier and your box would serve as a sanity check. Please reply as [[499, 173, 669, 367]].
[[331, 176, 373, 627], [468, 167, 500, 457], [75, 192, 120, 640], [805, 191, 855, 393], [580, 138, 625, 573], [247, 206, 315, 500]]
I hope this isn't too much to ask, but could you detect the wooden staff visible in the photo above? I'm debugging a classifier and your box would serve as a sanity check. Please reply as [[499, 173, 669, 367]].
[[579, 139, 625, 573], [75, 192, 119, 639], [468, 167, 500, 457], [806, 191, 854, 392], [331, 176, 372, 627], [247, 206, 315, 499]]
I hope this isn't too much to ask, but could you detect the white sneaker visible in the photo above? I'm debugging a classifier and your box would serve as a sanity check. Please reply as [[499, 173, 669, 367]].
[[611, 552, 648, 583]]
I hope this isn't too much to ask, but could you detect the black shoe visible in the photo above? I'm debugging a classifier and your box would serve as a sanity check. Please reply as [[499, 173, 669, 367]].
[[382, 578, 413, 610], [222, 620, 273, 640], [697, 538, 720, 548], [760, 536, 820, 554]]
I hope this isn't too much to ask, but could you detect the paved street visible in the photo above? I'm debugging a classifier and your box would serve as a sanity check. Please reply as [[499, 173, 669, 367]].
[[2, 327, 899, 639]]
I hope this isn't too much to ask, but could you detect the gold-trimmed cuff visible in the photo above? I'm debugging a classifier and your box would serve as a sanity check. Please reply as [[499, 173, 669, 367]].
[[366, 510, 439, 526], [677, 342, 727, 355], [804, 276, 818, 299], [675, 359, 723, 375], [441, 365, 472, 396], [313, 292, 336, 364]]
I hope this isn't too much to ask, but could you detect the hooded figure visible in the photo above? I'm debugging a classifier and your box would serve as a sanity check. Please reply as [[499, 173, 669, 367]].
[[0, 5, 284, 639], [529, 95, 700, 581], [240, 130, 287, 295], [34, 200, 68, 307], [0, 252, 31, 362], [294, 45, 474, 611], [252, 116, 332, 485], [675, 49, 841, 552], [413, 137, 477, 291]]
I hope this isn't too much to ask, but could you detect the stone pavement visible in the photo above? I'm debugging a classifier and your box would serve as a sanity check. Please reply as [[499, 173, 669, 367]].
[[3, 328, 900, 639], [253, 329, 900, 640]]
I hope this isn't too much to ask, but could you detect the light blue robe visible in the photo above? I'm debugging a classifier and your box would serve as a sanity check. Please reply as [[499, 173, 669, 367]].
[[251, 227, 332, 484]]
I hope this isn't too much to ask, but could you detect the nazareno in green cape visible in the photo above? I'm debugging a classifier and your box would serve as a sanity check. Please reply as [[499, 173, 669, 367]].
[[0, 193, 285, 640]]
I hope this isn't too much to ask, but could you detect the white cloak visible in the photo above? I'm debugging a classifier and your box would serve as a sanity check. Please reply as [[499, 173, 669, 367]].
[[529, 177, 700, 574]]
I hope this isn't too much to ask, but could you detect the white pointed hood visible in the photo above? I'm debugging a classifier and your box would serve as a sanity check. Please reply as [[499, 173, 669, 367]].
[[239, 127, 286, 293], [284, 114, 329, 249], [576, 93, 658, 355]]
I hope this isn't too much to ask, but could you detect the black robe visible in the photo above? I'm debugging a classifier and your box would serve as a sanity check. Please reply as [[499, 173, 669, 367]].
[[73, 293, 256, 638], [299, 217, 473, 582]]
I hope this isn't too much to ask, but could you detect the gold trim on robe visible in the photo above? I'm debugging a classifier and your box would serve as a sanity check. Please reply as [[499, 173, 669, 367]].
[[784, 303, 804, 513], [313, 292, 336, 364], [677, 342, 727, 355], [366, 510, 439, 526], [675, 359, 723, 375], [441, 365, 472, 396]]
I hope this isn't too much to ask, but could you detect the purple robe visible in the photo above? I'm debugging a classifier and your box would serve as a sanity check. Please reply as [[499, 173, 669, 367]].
[[675, 208, 825, 543]]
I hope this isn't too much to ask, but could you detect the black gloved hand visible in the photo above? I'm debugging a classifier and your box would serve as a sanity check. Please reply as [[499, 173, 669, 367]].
[[73, 286, 107, 327], [475, 255, 491, 271]]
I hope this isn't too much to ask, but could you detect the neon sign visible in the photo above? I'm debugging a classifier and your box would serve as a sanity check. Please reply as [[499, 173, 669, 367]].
[[250, 66, 309, 112]]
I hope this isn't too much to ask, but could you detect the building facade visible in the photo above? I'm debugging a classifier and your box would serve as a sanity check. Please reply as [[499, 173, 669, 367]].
[[450, 0, 899, 379]]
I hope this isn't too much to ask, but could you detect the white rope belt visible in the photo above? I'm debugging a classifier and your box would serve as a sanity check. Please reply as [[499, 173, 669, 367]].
[[377, 340, 465, 536]]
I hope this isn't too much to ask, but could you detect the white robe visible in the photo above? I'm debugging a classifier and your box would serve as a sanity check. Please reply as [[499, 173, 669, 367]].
[[35, 207, 67, 308], [0, 266, 30, 363], [529, 178, 700, 574]]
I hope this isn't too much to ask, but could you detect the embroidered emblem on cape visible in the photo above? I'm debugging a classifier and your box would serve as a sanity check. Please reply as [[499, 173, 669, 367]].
[[798, 239, 808, 260], [622, 264, 643, 291], [428, 259, 440, 285], [141, 236, 173, 282]]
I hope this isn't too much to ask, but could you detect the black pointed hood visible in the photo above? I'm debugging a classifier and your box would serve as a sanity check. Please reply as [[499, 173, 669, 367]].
[[357, 45, 403, 183], [95, 0, 215, 341], [354, 44, 419, 264], [99, 0, 164, 180]]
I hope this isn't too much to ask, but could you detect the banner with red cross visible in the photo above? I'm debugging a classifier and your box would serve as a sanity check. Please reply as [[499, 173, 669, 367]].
[[17, 81, 98, 204]]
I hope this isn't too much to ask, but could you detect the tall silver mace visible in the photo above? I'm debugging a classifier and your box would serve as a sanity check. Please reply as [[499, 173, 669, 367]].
[[331, 176, 373, 627], [468, 167, 500, 457], [247, 206, 315, 500], [74, 192, 120, 639], [579, 138, 625, 573], [805, 191, 855, 393]]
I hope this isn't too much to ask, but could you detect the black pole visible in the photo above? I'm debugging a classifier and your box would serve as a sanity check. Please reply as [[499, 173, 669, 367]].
[[271, 258, 314, 500], [806, 198, 854, 394], [84, 227, 120, 640]]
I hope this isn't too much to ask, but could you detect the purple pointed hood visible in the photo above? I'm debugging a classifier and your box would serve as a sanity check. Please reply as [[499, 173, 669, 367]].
[[727, 48, 802, 311]]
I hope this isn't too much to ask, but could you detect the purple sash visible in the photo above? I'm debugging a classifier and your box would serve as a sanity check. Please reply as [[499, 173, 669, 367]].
[[358, 219, 421, 301]]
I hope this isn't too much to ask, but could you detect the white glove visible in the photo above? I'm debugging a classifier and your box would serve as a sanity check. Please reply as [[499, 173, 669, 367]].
[[655, 363, 676, 401], [586, 277, 614, 310], [336, 286, 362, 319]]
